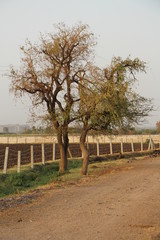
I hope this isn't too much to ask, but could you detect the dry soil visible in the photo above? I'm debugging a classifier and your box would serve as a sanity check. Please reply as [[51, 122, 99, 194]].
[[0, 157, 160, 240]]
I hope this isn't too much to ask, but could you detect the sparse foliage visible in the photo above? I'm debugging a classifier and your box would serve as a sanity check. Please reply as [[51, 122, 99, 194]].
[[10, 23, 96, 173], [9, 23, 153, 176], [79, 57, 153, 175]]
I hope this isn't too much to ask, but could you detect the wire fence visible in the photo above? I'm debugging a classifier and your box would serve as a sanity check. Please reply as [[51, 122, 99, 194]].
[[0, 137, 159, 174]]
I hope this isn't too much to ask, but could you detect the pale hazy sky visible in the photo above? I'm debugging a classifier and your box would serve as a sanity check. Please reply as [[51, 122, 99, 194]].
[[0, 0, 160, 127]]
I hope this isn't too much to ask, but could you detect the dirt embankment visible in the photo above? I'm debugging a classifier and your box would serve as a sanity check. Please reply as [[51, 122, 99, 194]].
[[0, 157, 160, 240]]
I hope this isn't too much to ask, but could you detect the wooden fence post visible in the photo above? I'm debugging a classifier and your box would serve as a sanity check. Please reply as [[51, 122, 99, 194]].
[[42, 143, 45, 165], [148, 137, 151, 151], [3, 147, 9, 174], [121, 139, 123, 154], [131, 139, 134, 152], [17, 151, 21, 173], [141, 138, 143, 152], [110, 140, 113, 155], [68, 147, 72, 158], [31, 145, 34, 169], [151, 138, 153, 150], [52, 142, 56, 161], [97, 140, 100, 156], [151, 138, 155, 150]]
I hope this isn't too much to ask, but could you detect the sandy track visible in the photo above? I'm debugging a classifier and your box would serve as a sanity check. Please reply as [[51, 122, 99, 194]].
[[0, 157, 160, 240]]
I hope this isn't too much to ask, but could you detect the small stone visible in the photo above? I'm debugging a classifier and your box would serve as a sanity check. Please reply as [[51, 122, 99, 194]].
[[17, 218, 22, 222]]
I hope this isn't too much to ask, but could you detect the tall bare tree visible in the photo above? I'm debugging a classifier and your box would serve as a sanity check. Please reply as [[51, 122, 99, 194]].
[[79, 57, 153, 175], [10, 23, 96, 173]]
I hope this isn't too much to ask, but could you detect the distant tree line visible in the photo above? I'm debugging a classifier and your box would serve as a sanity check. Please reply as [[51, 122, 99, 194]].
[[23, 125, 157, 135]]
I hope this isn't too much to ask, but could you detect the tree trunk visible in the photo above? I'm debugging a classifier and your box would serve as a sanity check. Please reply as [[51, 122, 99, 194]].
[[59, 143, 68, 174], [80, 127, 89, 175], [57, 128, 69, 174], [62, 129, 69, 170]]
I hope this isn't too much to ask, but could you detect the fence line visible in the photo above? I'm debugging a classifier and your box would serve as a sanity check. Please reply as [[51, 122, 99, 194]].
[[0, 137, 159, 174]]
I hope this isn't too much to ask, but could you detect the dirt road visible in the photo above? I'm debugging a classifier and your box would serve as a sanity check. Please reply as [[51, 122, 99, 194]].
[[0, 157, 160, 240]]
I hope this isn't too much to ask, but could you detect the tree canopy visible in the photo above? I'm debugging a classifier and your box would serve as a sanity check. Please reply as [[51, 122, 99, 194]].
[[10, 23, 96, 173], [10, 23, 153, 175], [78, 57, 153, 174]]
